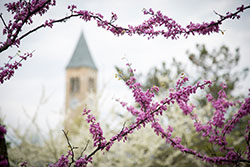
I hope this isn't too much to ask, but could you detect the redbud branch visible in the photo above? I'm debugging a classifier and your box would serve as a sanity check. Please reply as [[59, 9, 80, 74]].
[[18, 14, 80, 41], [188, 112, 228, 152], [222, 99, 250, 138], [187, 99, 241, 155], [86, 117, 150, 160], [143, 5, 250, 37], [86, 93, 178, 160], [0, 0, 51, 53], [160, 128, 250, 164], [186, 5, 250, 34], [12, 13, 128, 53], [3, 4, 249, 55], [0, 50, 34, 84]]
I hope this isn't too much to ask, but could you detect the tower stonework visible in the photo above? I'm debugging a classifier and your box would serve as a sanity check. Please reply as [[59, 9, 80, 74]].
[[65, 32, 97, 132]]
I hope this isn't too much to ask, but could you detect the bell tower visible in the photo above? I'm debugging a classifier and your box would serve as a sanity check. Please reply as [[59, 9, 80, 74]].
[[65, 32, 97, 132]]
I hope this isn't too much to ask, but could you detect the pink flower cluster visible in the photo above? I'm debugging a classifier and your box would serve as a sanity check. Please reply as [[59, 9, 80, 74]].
[[75, 155, 92, 167], [64, 4, 250, 40], [50, 151, 93, 167], [67, 6, 125, 36], [49, 151, 71, 167], [0, 159, 8, 167], [1, 0, 56, 52], [0, 52, 33, 84], [44, 19, 54, 28], [82, 109, 107, 148], [222, 96, 250, 135]]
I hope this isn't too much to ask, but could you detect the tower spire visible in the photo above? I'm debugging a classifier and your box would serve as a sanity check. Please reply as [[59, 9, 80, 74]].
[[67, 32, 97, 70]]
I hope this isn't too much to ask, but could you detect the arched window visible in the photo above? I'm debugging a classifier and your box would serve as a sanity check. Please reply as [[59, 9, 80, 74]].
[[70, 77, 80, 93], [88, 77, 95, 92]]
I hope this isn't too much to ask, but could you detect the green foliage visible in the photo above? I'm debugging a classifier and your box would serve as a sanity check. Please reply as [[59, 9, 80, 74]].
[[187, 44, 248, 99]]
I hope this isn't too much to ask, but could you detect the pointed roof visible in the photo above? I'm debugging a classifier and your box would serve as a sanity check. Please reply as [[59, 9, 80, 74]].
[[66, 32, 97, 70]]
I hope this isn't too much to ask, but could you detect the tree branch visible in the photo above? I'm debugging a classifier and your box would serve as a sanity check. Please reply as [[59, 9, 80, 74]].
[[0, 0, 52, 53], [0, 13, 9, 31], [62, 130, 77, 167], [79, 140, 90, 159]]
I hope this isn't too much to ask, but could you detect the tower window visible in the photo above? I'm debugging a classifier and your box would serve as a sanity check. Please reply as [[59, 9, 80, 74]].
[[70, 77, 80, 93], [88, 77, 95, 92]]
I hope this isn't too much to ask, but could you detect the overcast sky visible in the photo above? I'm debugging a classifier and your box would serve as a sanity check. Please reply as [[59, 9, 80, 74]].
[[0, 0, 249, 132]]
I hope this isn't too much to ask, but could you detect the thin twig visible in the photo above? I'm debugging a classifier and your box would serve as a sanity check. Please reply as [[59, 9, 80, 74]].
[[62, 130, 76, 166], [79, 140, 90, 159], [213, 10, 224, 19], [121, 122, 126, 132], [0, 13, 9, 30]]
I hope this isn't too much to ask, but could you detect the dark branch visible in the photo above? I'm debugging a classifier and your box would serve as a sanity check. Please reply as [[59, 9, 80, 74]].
[[0, 13, 9, 31], [62, 130, 77, 167]]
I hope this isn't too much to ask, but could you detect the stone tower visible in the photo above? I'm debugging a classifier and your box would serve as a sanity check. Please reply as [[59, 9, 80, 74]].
[[64, 32, 97, 132]]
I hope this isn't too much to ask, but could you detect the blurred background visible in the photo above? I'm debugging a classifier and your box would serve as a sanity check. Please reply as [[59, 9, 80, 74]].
[[0, 0, 250, 166]]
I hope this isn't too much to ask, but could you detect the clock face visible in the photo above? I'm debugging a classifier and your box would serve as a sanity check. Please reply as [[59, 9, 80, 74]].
[[70, 97, 79, 110]]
